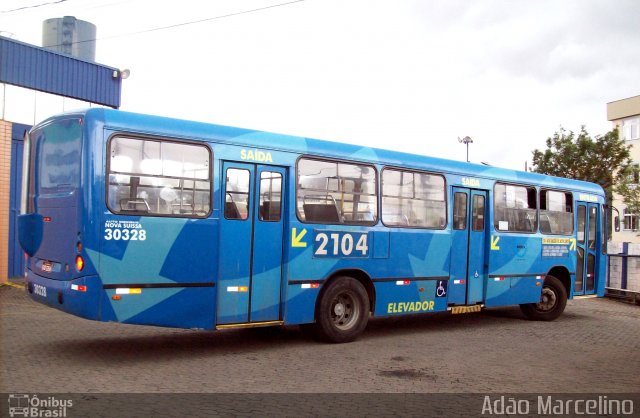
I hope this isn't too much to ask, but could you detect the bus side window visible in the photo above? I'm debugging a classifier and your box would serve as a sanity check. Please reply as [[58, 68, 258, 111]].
[[472, 195, 485, 231], [381, 168, 446, 229], [297, 158, 377, 225], [225, 169, 250, 220], [494, 183, 537, 233], [539, 189, 573, 235], [259, 171, 282, 221], [453, 192, 467, 230], [108, 136, 211, 218]]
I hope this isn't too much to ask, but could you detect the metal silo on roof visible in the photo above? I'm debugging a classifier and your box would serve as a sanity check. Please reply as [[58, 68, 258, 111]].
[[42, 16, 97, 61]]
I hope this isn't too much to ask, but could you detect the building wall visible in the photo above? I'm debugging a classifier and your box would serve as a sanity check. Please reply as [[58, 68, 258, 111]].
[[0, 120, 11, 283], [608, 95, 640, 244], [608, 95, 640, 121]]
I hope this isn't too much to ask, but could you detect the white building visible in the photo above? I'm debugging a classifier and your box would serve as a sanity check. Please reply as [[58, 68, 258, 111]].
[[607, 95, 640, 243]]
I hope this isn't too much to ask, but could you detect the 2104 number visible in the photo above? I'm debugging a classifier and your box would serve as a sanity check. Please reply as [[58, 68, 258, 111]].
[[104, 228, 147, 241], [314, 231, 369, 258]]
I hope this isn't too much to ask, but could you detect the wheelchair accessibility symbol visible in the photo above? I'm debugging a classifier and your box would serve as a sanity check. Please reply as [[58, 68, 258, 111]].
[[435, 280, 447, 297]]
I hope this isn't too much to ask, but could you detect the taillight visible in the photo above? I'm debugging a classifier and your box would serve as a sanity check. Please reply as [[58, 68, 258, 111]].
[[71, 284, 87, 292], [75, 255, 84, 272]]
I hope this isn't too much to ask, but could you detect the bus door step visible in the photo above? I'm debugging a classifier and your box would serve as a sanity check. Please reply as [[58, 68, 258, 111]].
[[449, 305, 483, 315], [216, 320, 284, 330]]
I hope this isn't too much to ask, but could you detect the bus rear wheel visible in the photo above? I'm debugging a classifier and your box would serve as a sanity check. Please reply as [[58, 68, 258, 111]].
[[520, 275, 567, 321], [312, 276, 370, 343]]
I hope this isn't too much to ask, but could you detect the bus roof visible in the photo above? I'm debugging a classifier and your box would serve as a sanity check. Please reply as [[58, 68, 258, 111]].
[[56, 108, 605, 196]]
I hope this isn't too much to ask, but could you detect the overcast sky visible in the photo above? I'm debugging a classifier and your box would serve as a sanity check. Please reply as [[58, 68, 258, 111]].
[[1, 0, 639, 169]]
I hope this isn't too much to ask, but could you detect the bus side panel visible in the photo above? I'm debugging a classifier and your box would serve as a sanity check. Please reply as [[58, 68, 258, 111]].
[[597, 249, 606, 297], [26, 272, 102, 320], [89, 217, 218, 329], [283, 226, 451, 324], [284, 283, 322, 324], [374, 279, 448, 316], [486, 234, 545, 306], [101, 287, 216, 329]]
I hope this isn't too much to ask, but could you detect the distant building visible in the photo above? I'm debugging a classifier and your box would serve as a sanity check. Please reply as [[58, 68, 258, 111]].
[[607, 95, 640, 243]]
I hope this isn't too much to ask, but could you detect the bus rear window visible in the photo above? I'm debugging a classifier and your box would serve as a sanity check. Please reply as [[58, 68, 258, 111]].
[[30, 118, 83, 196]]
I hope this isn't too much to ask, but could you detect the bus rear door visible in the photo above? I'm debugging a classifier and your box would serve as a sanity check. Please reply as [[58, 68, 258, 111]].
[[575, 202, 599, 296], [449, 187, 488, 305], [217, 162, 286, 324]]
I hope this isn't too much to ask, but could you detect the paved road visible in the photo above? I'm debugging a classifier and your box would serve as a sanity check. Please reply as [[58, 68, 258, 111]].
[[3, 284, 639, 416], [2, 284, 639, 396]]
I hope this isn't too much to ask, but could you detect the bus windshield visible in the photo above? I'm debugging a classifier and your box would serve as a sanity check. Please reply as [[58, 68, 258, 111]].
[[28, 118, 82, 205]]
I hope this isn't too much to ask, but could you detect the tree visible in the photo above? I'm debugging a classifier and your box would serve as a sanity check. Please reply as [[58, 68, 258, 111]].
[[531, 127, 632, 204], [615, 164, 640, 224]]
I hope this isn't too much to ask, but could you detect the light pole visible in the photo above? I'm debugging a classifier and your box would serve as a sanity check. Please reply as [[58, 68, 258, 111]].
[[458, 136, 473, 162]]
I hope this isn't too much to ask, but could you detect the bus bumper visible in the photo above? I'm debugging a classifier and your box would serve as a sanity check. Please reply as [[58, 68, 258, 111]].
[[25, 269, 101, 321]]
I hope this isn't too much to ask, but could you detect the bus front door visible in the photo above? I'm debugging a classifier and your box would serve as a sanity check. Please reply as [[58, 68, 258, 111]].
[[217, 162, 286, 324], [449, 187, 487, 306], [575, 203, 599, 296]]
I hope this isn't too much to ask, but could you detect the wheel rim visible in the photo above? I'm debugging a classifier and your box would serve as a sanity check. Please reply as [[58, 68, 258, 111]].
[[330, 291, 360, 331], [536, 287, 557, 312]]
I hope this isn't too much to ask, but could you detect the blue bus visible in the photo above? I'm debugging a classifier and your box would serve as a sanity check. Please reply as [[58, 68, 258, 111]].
[[19, 109, 608, 342]]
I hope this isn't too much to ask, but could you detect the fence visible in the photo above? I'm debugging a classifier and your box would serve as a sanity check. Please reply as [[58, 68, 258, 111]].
[[607, 242, 640, 304]]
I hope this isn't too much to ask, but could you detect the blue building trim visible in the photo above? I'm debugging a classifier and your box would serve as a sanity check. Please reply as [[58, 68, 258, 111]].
[[0, 36, 121, 108], [8, 122, 31, 278]]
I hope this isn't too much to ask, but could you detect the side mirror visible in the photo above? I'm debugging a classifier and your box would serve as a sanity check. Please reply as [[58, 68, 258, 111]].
[[614, 216, 620, 232]]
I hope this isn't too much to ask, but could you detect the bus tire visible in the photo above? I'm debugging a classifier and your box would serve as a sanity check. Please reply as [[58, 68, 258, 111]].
[[312, 276, 370, 343], [519, 275, 567, 321]]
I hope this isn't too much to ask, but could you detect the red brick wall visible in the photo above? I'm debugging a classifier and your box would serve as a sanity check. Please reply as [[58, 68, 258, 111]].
[[0, 120, 11, 283]]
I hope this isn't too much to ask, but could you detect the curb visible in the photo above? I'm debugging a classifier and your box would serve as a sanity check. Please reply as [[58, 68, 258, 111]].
[[1, 282, 25, 290]]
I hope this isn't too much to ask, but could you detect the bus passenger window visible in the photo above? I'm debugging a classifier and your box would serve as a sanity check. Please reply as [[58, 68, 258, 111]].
[[494, 183, 537, 233], [588, 206, 597, 249], [381, 169, 446, 228], [107, 136, 211, 218], [453, 192, 467, 230], [472, 195, 485, 231], [539, 190, 573, 235], [297, 158, 377, 225], [225, 169, 250, 220], [577, 206, 586, 243], [259, 171, 282, 221]]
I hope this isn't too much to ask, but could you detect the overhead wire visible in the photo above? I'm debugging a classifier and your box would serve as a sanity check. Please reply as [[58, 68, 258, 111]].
[[1, 0, 69, 14], [39, 0, 305, 48]]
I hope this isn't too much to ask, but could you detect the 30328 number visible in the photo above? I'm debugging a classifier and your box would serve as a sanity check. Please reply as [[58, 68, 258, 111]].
[[104, 228, 147, 241]]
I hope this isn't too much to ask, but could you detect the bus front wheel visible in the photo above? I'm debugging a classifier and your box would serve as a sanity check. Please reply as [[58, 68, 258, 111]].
[[519, 275, 567, 321], [312, 276, 370, 343]]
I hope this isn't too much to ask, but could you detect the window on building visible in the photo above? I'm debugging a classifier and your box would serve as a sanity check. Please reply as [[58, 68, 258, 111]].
[[622, 117, 640, 141], [623, 208, 638, 231]]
